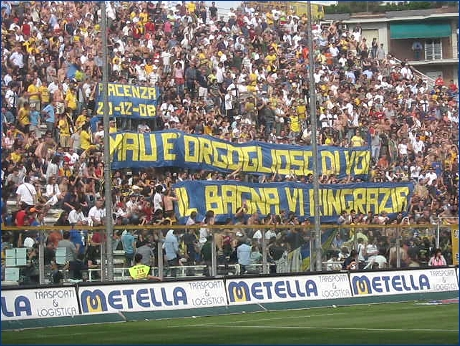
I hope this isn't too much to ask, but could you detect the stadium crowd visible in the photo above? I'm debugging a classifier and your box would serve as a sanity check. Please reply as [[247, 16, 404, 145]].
[[1, 1, 458, 283]]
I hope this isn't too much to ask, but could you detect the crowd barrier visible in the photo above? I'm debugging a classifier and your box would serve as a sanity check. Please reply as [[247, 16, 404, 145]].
[[1, 267, 458, 330]]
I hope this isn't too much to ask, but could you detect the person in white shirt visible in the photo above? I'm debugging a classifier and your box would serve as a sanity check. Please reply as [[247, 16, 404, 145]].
[[9, 46, 24, 69], [400, 63, 413, 80], [398, 139, 408, 159], [364, 248, 388, 269], [87, 199, 106, 226], [153, 185, 164, 212], [68, 205, 87, 226], [326, 252, 342, 271], [425, 167, 438, 186], [16, 176, 37, 207], [412, 135, 425, 155], [357, 238, 366, 263]]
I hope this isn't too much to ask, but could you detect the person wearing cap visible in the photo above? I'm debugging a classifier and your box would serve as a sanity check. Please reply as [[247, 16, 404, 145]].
[[129, 253, 161, 280]]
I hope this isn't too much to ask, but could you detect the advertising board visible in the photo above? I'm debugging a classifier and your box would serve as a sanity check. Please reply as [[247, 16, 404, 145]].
[[1, 287, 79, 320], [350, 268, 458, 297], [79, 280, 227, 314], [226, 274, 352, 305]]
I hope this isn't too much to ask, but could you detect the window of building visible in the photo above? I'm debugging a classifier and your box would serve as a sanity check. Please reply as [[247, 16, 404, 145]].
[[425, 39, 442, 60]]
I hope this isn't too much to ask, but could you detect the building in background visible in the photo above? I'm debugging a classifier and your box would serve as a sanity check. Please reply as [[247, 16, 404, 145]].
[[243, 1, 337, 20], [325, 6, 459, 83]]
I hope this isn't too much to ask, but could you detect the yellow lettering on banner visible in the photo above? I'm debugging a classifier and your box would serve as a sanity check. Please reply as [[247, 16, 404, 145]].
[[245, 187, 280, 215], [346, 190, 354, 212], [138, 104, 157, 117], [175, 187, 197, 217], [272, 149, 291, 175], [138, 134, 157, 161], [184, 136, 199, 163], [101, 84, 158, 101], [343, 151, 351, 175], [264, 188, 280, 215], [320, 151, 335, 175], [205, 186, 224, 214], [109, 133, 124, 158], [121, 133, 140, 161], [366, 189, 379, 213], [334, 151, 341, 174], [161, 132, 176, 157], [236, 185, 253, 213], [201, 137, 213, 165], [123, 85, 132, 98], [257, 147, 271, 174], [321, 188, 328, 216], [226, 146, 244, 170], [288, 150, 304, 176], [221, 185, 239, 214], [212, 140, 229, 170], [249, 188, 265, 214], [148, 87, 157, 100], [285, 188, 304, 216], [379, 189, 393, 214], [147, 104, 156, 116], [303, 151, 313, 176], [107, 83, 116, 97], [352, 188, 366, 214], [162, 133, 177, 161], [140, 87, 148, 98], [395, 187, 409, 212], [353, 151, 370, 175], [309, 187, 410, 216], [116, 84, 124, 97], [240, 146, 258, 173], [131, 86, 140, 98], [326, 190, 343, 215]]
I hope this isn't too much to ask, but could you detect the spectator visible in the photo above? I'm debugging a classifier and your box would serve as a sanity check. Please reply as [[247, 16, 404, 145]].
[[121, 229, 136, 266], [164, 229, 180, 277], [236, 239, 251, 274], [428, 248, 447, 267], [57, 231, 78, 263], [129, 253, 161, 281]]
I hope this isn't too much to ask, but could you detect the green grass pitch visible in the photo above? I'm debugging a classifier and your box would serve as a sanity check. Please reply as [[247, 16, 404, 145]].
[[2, 302, 458, 344]]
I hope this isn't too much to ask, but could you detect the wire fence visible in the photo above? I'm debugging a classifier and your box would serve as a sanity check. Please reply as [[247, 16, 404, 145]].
[[1, 223, 457, 286]]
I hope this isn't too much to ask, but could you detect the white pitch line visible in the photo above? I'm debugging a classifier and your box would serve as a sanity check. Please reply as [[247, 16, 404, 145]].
[[203, 324, 459, 333], [226, 312, 347, 324]]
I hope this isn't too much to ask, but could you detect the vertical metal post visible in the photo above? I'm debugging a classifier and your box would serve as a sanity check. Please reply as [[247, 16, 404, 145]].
[[100, 240, 106, 280], [262, 230, 268, 274], [38, 229, 45, 285], [307, 1, 322, 272], [157, 235, 164, 280], [101, 1, 114, 281], [211, 232, 217, 277], [309, 233, 314, 272], [396, 229, 401, 268], [436, 220, 440, 248]]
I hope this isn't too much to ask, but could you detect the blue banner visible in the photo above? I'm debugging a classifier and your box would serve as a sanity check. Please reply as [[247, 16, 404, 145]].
[[110, 131, 371, 179], [96, 83, 160, 118], [172, 181, 414, 224]]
